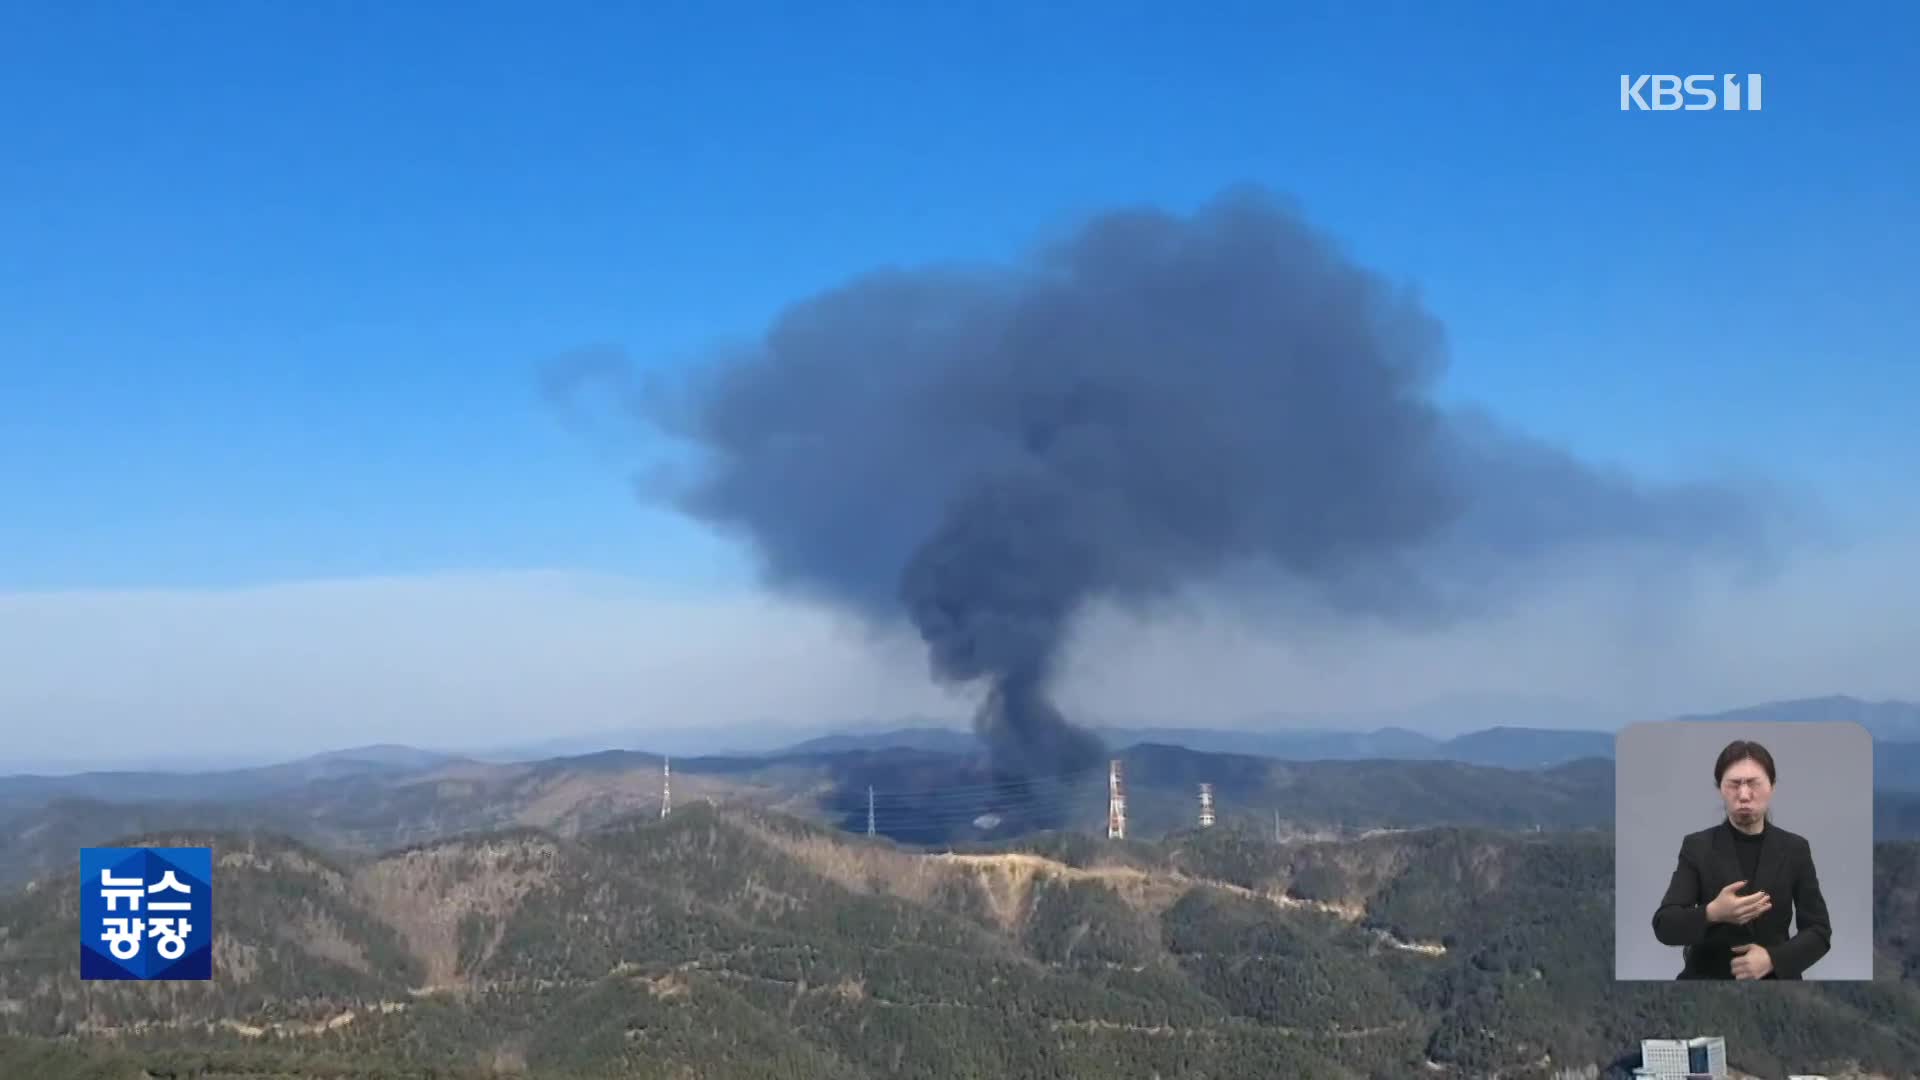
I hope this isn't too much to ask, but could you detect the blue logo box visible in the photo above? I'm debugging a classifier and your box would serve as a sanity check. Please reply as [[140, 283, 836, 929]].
[[80, 847, 212, 980]]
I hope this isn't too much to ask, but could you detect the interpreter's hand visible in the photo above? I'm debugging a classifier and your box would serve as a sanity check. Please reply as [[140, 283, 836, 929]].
[[1705, 880, 1770, 925], [1731, 943, 1774, 980]]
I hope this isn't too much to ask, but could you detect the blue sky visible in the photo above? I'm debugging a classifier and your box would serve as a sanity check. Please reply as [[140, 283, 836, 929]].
[[3, 4, 1918, 767], [4, 1, 1915, 591]]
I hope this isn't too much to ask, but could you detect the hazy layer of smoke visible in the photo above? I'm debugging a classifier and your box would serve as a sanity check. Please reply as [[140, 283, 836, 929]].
[[553, 187, 1767, 780]]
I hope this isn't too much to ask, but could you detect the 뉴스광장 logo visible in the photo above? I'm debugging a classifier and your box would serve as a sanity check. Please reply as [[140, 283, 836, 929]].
[[1620, 74, 1763, 111], [80, 847, 213, 980]]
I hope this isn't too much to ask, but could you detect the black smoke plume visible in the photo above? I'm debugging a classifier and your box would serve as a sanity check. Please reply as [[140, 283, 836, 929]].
[[550, 187, 1765, 799]]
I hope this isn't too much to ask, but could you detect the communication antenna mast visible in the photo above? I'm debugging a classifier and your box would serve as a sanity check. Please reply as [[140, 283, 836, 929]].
[[661, 756, 672, 818], [1199, 783, 1215, 828], [867, 785, 876, 837], [1107, 760, 1127, 840]]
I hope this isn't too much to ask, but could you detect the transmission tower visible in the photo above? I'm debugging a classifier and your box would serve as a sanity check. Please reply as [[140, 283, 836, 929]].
[[867, 785, 876, 837], [660, 756, 671, 818], [1107, 760, 1127, 840], [1199, 783, 1215, 828]]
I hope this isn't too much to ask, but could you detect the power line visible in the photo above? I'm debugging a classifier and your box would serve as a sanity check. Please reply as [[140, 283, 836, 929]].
[[835, 794, 1102, 827], [857, 765, 1110, 803]]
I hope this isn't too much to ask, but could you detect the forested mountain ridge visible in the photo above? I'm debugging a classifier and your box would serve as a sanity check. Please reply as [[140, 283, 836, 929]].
[[3, 803, 1917, 1079]]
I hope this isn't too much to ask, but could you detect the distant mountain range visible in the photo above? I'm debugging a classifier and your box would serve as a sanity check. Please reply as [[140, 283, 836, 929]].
[[419, 694, 1920, 767], [775, 694, 1920, 775], [1679, 694, 1920, 740], [0, 741, 1618, 890], [0, 743, 466, 813], [2, 725, 1917, 892], [3, 695, 1914, 818], [1011, 722, 1614, 769], [13, 694, 1908, 781]]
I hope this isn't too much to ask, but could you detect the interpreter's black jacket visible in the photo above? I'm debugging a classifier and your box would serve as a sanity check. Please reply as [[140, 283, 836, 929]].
[[1651, 819, 1831, 980]]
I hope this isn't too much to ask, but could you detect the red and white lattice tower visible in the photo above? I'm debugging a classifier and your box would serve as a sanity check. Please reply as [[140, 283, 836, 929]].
[[1199, 783, 1215, 828]]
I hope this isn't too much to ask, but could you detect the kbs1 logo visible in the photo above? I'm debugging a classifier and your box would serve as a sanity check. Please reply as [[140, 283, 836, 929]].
[[80, 847, 213, 980], [1620, 74, 1763, 112]]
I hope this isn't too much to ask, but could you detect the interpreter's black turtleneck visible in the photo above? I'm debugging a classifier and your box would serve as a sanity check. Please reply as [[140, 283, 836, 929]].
[[1728, 817, 1766, 885]]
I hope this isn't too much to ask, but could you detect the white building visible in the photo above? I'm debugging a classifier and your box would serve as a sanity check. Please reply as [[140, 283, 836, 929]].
[[1638, 1036, 1727, 1079]]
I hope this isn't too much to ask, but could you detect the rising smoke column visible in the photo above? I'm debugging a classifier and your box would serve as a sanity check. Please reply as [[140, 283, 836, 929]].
[[553, 187, 1764, 784]]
